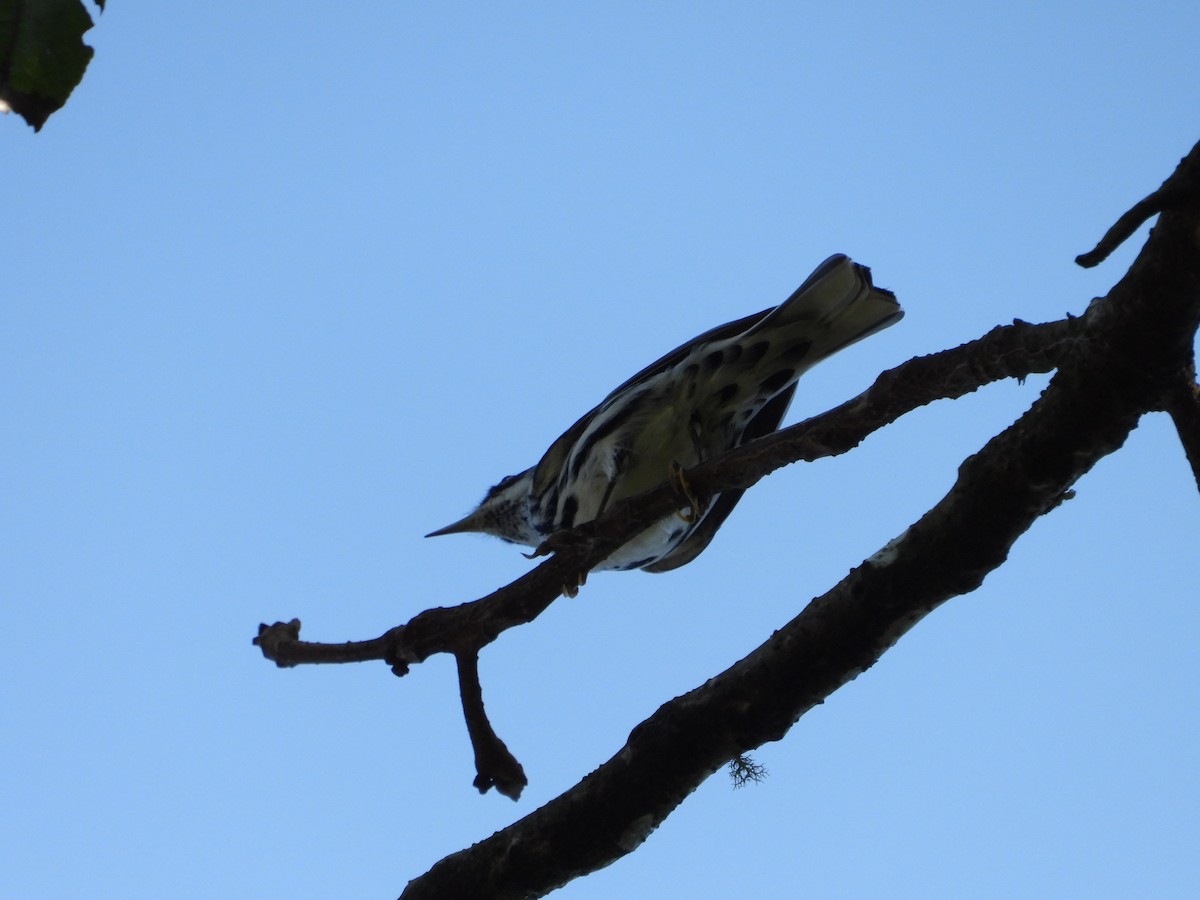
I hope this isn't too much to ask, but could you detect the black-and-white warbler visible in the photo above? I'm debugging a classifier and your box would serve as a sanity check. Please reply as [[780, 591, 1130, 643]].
[[428, 254, 902, 573]]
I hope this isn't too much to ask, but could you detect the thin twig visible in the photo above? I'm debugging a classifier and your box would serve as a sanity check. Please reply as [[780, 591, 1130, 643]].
[[253, 619, 402, 667], [1076, 142, 1200, 269], [456, 650, 527, 800], [1075, 186, 1185, 268]]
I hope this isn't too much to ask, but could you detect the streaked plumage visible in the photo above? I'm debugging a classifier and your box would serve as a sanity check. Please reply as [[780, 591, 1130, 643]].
[[428, 254, 902, 572]]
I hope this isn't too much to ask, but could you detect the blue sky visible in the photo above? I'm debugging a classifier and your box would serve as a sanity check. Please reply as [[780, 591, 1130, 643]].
[[4, 3, 1199, 898]]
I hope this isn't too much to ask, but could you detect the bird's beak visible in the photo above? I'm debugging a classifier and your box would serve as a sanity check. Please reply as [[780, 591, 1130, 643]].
[[425, 512, 483, 538]]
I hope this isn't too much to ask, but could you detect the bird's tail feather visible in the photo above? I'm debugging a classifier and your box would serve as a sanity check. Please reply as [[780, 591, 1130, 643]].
[[745, 253, 903, 367]]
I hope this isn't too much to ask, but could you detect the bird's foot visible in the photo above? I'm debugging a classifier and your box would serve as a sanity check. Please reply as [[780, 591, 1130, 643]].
[[560, 568, 588, 599], [669, 460, 701, 523], [526, 531, 590, 598]]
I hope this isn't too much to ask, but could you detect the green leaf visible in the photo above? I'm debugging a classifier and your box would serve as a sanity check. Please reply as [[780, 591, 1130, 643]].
[[0, 0, 98, 131]]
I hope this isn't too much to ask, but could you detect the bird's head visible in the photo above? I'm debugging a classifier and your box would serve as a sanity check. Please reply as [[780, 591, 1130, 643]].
[[426, 468, 540, 547]]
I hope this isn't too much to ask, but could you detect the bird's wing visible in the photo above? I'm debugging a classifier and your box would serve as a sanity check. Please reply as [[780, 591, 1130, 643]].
[[640, 382, 796, 572], [531, 307, 772, 497]]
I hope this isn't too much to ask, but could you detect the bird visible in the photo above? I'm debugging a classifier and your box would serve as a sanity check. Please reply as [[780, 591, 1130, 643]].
[[427, 254, 902, 575]]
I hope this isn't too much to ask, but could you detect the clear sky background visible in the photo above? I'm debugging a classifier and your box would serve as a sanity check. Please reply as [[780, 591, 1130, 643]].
[[4, 3, 1199, 898]]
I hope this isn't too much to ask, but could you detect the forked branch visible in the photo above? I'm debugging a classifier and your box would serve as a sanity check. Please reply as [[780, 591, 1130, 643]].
[[255, 314, 1082, 796], [398, 137, 1200, 899]]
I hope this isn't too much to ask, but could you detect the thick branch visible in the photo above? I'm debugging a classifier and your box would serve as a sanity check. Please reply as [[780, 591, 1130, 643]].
[[1164, 362, 1200, 493], [399, 317, 1144, 900], [399, 140, 1200, 898]]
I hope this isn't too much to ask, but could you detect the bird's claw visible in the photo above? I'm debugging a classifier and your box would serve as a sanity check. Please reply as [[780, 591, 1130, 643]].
[[525, 532, 589, 598], [561, 568, 587, 598], [669, 460, 702, 523]]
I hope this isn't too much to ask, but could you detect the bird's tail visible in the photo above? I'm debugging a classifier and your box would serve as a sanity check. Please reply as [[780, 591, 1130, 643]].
[[745, 254, 903, 368]]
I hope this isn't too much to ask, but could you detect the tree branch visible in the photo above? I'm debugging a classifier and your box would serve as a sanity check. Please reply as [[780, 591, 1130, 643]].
[[456, 650, 527, 800], [1164, 361, 1200, 493], [256, 316, 1083, 667], [397, 138, 1200, 898], [255, 316, 1082, 795], [1075, 143, 1200, 269], [1075, 185, 1188, 268]]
